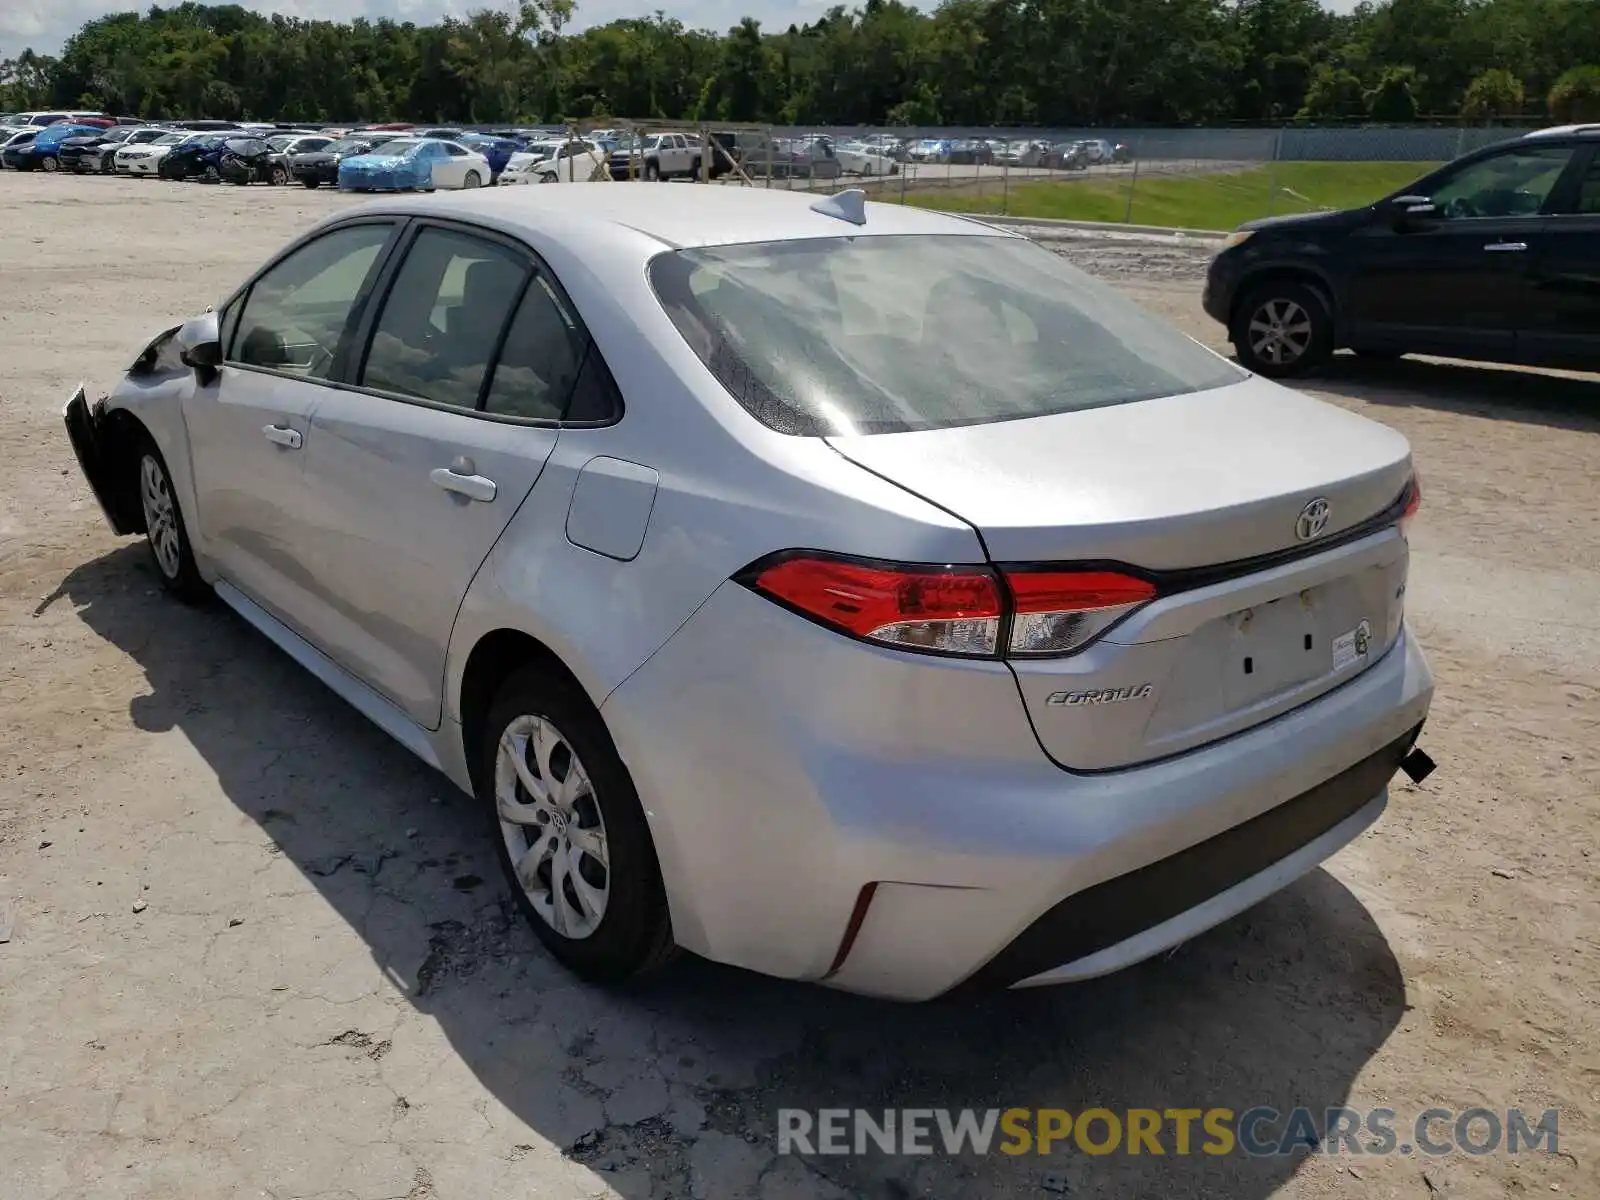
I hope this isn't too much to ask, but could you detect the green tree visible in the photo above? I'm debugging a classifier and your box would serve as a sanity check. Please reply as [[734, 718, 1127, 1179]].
[[1298, 65, 1366, 119], [1366, 64, 1420, 120], [1548, 64, 1600, 122], [1461, 67, 1524, 120]]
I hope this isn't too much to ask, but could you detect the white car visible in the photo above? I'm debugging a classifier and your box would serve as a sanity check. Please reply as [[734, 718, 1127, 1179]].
[[63, 185, 1433, 1002], [499, 139, 601, 185], [503, 142, 609, 185], [834, 142, 900, 176], [115, 131, 203, 176]]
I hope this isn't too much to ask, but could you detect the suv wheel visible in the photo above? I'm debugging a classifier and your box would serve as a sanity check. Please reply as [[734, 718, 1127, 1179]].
[[481, 667, 676, 982], [1231, 282, 1333, 378]]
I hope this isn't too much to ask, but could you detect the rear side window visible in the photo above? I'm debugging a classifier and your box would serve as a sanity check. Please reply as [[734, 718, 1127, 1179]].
[[230, 223, 392, 377], [482, 274, 586, 421], [1575, 154, 1600, 215], [649, 233, 1243, 436], [360, 227, 528, 410]]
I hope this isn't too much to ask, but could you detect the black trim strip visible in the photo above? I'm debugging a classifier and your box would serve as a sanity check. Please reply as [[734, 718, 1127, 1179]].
[[995, 479, 1414, 597], [948, 723, 1422, 995]]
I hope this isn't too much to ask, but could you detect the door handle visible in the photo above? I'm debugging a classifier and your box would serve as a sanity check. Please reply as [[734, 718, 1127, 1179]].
[[262, 423, 302, 449], [1483, 242, 1527, 252], [430, 463, 497, 503]]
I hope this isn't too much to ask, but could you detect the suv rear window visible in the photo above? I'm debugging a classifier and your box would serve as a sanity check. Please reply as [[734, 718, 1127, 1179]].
[[648, 233, 1243, 436]]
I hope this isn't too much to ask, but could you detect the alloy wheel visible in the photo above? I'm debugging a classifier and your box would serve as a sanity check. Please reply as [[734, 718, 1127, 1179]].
[[494, 714, 610, 940], [139, 454, 182, 580], [1246, 297, 1313, 367]]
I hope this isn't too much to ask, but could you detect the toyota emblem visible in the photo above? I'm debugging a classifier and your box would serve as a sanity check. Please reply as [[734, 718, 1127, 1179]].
[[1295, 497, 1332, 541]]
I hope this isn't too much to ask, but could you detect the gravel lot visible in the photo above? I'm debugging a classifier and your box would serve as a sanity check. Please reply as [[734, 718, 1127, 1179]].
[[1, 173, 1596, 1200]]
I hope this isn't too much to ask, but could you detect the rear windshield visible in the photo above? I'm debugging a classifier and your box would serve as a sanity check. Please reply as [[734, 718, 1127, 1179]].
[[648, 233, 1243, 436]]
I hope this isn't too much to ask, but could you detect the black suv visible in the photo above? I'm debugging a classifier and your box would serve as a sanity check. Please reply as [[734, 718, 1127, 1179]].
[[1204, 125, 1600, 377]]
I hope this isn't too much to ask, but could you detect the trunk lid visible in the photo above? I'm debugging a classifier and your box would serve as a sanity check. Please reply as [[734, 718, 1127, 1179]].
[[827, 376, 1414, 770]]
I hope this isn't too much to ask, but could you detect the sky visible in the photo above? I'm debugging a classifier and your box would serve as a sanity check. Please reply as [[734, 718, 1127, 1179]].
[[1, 0, 1363, 62]]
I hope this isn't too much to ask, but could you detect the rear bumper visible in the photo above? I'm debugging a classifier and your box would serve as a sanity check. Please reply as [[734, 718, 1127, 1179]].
[[602, 581, 1434, 1000], [292, 163, 339, 184]]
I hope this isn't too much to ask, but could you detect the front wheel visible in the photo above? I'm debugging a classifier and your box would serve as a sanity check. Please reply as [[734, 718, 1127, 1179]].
[[462, 170, 482, 189], [301, 178, 319, 189], [136, 443, 209, 603], [1230, 282, 1333, 379], [644, 161, 660, 182], [481, 667, 675, 983], [269, 165, 288, 186]]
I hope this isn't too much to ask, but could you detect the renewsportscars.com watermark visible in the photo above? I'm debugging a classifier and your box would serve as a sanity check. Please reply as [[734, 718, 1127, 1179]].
[[778, 1107, 1562, 1158]]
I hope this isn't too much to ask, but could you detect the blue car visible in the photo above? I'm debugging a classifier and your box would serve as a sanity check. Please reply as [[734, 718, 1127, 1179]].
[[338, 138, 440, 192], [2, 123, 103, 171], [459, 133, 521, 182]]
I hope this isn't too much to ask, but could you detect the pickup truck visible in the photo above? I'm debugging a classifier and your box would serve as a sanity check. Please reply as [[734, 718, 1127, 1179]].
[[607, 133, 735, 181]]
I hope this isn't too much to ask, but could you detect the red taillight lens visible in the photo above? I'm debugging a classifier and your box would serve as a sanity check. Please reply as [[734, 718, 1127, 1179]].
[[1003, 569, 1158, 656], [1399, 475, 1422, 538], [743, 555, 1159, 658], [749, 555, 1005, 657]]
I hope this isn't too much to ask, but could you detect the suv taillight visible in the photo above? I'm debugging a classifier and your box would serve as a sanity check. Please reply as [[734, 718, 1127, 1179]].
[[740, 553, 1157, 660]]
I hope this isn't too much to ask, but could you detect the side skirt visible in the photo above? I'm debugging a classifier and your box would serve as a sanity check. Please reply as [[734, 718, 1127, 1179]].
[[215, 579, 445, 773]]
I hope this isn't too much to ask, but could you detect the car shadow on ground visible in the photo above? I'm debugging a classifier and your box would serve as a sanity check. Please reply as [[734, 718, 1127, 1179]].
[[46, 543, 1408, 1199], [1311, 353, 1600, 432]]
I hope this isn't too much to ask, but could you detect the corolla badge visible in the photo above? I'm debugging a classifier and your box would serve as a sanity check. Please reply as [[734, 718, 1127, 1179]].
[[1046, 684, 1154, 707], [1295, 497, 1332, 541]]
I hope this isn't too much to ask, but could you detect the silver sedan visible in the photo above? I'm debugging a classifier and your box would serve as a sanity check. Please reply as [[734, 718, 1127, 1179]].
[[63, 185, 1434, 1000]]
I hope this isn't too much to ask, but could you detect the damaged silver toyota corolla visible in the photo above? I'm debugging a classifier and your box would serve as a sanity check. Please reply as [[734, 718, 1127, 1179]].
[[64, 185, 1435, 1001]]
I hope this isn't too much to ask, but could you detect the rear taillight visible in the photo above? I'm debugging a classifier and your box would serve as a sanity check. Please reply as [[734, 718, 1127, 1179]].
[[1399, 475, 1422, 539], [747, 555, 1004, 656], [1003, 569, 1158, 656], [741, 553, 1157, 659]]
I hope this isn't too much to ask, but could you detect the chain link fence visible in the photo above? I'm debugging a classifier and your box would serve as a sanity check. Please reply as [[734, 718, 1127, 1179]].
[[547, 121, 1530, 231]]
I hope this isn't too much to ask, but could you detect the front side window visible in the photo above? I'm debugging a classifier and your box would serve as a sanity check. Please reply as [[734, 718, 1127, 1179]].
[[231, 223, 393, 377], [650, 233, 1243, 436], [360, 228, 529, 410], [1425, 146, 1576, 219]]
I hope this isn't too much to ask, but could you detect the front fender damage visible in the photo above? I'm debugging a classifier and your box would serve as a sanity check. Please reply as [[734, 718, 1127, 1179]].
[[63, 384, 141, 535]]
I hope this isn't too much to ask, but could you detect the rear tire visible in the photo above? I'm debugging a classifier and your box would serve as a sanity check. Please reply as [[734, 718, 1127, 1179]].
[[134, 440, 209, 604], [480, 666, 675, 984], [1230, 281, 1333, 379], [40, 155, 58, 173]]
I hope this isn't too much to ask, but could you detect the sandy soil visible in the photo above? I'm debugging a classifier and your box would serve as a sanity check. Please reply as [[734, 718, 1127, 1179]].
[[0, 172, 1596, 1200]]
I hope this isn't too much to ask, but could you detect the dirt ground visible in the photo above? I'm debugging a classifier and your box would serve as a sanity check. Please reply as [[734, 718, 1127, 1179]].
[[0, 172, 1596, 1200]]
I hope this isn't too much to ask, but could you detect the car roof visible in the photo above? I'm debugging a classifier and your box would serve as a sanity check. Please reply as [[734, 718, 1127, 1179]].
[[1521, 124, 1600, 140], [354, 183, 1019, 250]]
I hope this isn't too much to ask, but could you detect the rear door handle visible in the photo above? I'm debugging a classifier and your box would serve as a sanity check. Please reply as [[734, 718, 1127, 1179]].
[[262, 423, 302, 449], [430, 464, 497, 503], [1483, 242, 1528, 252]]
